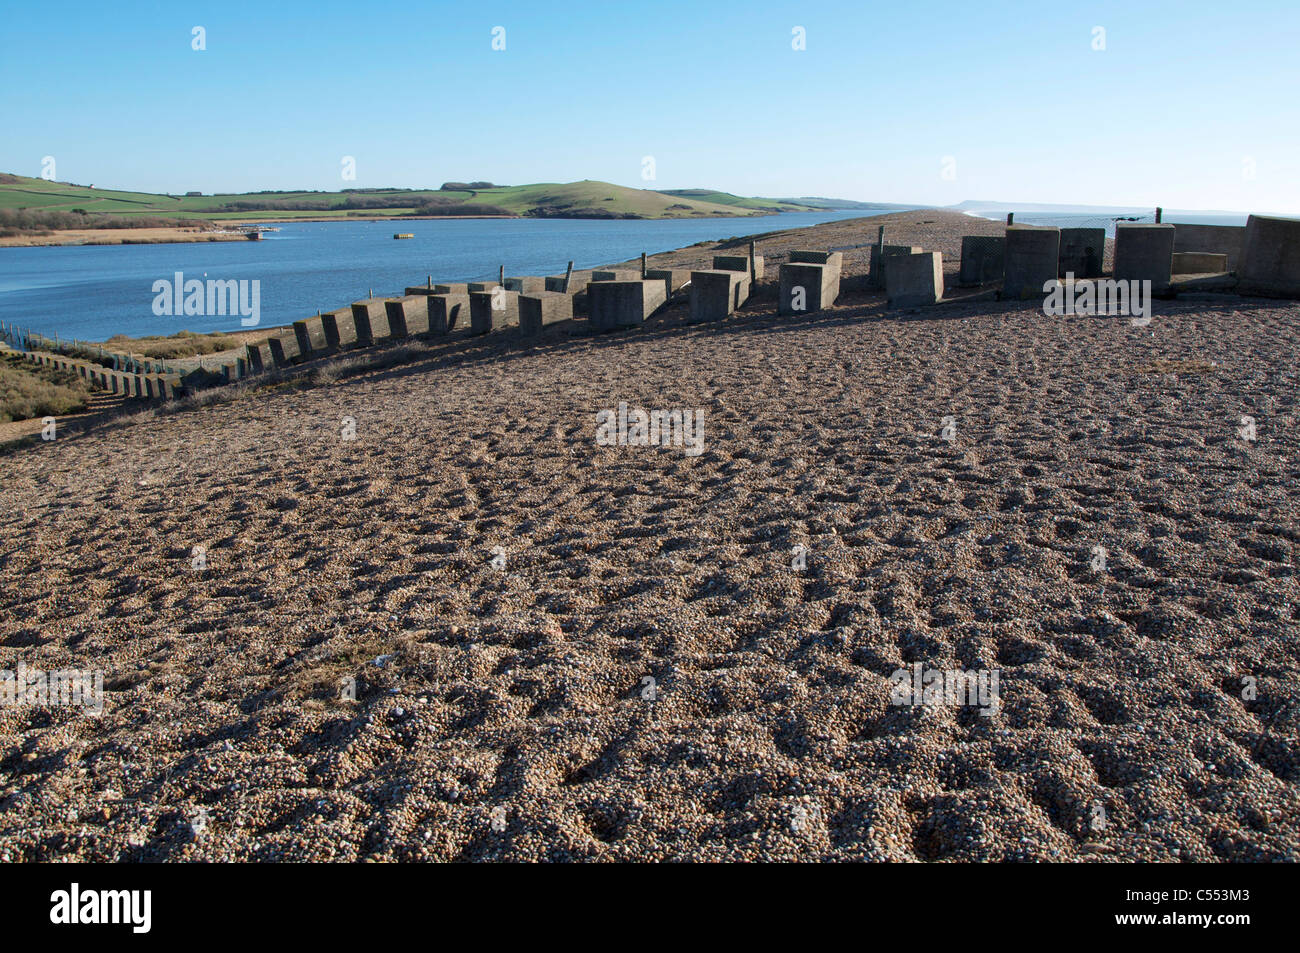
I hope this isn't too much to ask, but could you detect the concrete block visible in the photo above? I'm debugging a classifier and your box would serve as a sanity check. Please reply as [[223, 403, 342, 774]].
[[644, 268, 691, 299], [245, 341, 274, 373], [504, 276, 547, 293], [405, 285, 436, 296], [320, 308, 357, 351], [134, 375, 151, 398], [690, 270, 751, 322], [519, 292, 575, 335], [293, 315, 330, 357], [1003, 226, 1061, 299], [1114, 223, 1175, 292], [546, 273, 591, 293], [1237, 214, 1300, 297], [427, 293, 470, 334], [385, 295, 430, 338], [1058, 227, 1105, 278], [713, 255, 764, 279], [588, 280, 667, 330], [779, 262, 841, 315], [1172, 252, 1229, 275], [433, 283, 469, 295], [268, 334, 301, 368], [869, 245, 923, 289], [958, 236, 1006, 286], [469, 289, 520, 334], [789, 249, 844, 272], [467, 281, 501, 293], [591, 270, 638, 282], [886, 252, 944, 308], [350, 298, 391, 346], [1173, 224, 1246, 272]]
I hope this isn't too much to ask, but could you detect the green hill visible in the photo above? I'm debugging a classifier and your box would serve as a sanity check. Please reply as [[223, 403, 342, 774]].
[[654, 189, 818, 213], [0, 174, 778, 222]]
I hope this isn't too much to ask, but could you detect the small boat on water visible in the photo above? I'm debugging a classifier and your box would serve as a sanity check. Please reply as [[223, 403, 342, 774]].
[[394, 233, 414, 240]]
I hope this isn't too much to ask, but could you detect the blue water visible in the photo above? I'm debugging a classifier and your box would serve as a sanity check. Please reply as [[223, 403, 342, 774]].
[[0, 209, 883, 342]]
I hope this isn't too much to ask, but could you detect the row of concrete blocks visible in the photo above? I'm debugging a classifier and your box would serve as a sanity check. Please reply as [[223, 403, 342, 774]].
[[959, 216, 1300, 299], [242, 257, 748, 371], [585, 255, 769, 327], [26, 350, 181, 399]]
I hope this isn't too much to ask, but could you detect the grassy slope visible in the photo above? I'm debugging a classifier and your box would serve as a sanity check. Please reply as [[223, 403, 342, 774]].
[[0, 174, 771, 221], [655, 189, 817, 212]]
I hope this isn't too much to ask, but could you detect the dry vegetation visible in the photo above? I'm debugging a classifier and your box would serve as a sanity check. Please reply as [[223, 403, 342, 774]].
[[0, 354, 90, 423]]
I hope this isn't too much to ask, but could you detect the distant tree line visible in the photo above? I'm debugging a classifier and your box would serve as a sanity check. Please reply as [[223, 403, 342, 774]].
[[0, 208, 195, 236], [440, 182, 499, 191]]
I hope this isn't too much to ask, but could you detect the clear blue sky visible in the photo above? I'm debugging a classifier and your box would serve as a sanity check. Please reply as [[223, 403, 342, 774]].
[[3, 0, 1297, 212]]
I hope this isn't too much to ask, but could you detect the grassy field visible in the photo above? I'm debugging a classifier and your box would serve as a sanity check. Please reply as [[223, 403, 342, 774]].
[[0, 174, 813, 222]]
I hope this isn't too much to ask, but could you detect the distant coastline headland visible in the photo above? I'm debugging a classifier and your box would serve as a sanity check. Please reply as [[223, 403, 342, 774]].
[[0, 173, 902, 247]]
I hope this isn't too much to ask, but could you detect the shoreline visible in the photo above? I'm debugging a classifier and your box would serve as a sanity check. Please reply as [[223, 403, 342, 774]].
[[0, 209, 782, 249]]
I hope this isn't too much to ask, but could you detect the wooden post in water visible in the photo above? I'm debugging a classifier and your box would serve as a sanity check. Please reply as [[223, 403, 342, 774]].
[[499, 265, 505, 287], [563, 261, 574, 293], [1155, 207, 1163, 223], [1006, 213, 1014, 226], [427, 275, 432, 289]]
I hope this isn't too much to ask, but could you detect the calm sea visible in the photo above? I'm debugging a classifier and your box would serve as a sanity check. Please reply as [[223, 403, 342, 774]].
[[0, 209, 881, 342]]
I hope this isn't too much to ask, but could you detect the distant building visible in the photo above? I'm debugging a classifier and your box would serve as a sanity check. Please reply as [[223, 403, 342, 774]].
[[186, 191, 203, 197]]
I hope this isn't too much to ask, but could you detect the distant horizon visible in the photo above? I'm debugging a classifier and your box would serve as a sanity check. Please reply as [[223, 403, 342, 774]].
[[6, 169, 1291, 220]]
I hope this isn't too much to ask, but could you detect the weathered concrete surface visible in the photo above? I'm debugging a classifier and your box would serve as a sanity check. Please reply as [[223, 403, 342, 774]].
[[427, 293, 471, 334], [268, 334, 302, 368], [1172, 252, 1229, 275], [588, 280, 667, 330], [405, 285, 436, 296], [245, 341, 274, 374], [779, 261, 841, 315], [470, 289, 521, 335], [1058, 227, 1106, 278], [504, 276, 548, 293], [467, 281, 501, 293], [789, 250, 843, 272], [1237, 215, 1300, 298], [351, 298, 392, 346], [1003, 226, 1061, 299], [543, 276, 589, 314], [869, 245, 923, 290], [689, 270, 751, 322], [321, 308, 358, 351], [546, 272, 592, 293], [959, 236, 1006, 287], [1173, 223, 1246, 272], [1114, 224, 1175, 292], [433, 283, 469, 295], [293, 315, 330, 358], [385, 295, 431, 338], [713, 255, 764, 279], [592, 270, 639, 282], [519, 292, 575, 335], [886, 252, 944, 308], [644, 268, 692, 298]]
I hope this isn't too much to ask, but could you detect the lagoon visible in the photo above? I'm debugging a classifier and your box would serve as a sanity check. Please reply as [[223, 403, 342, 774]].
[[0, 209, 880, 342]]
